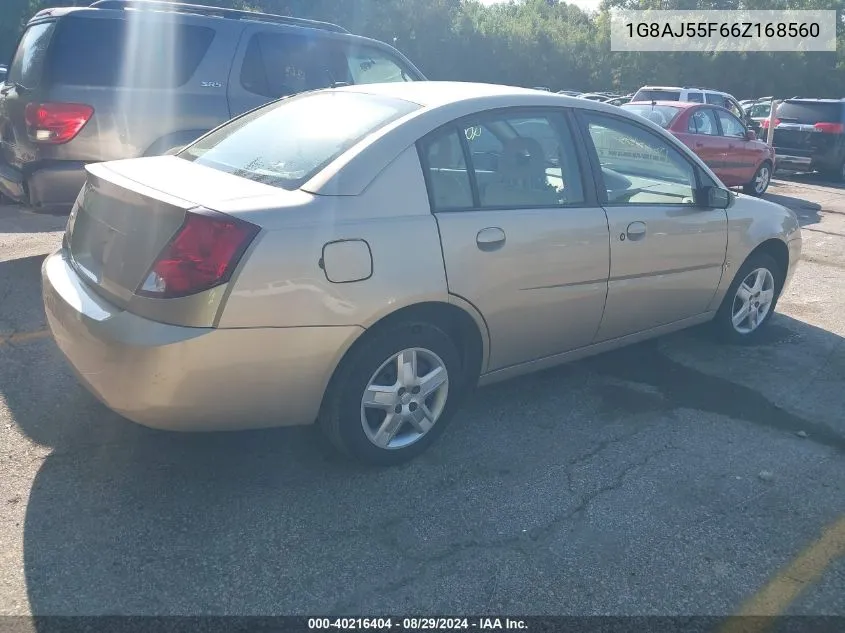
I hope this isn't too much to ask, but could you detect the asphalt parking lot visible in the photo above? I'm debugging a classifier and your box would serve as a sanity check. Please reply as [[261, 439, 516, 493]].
[[1, 176, 844, 619]]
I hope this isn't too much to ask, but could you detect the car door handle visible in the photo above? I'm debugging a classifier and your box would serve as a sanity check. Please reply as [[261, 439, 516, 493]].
[[476, 227, 506, 251], [624, 221, 647, 242], [695, 143, 704, 148]]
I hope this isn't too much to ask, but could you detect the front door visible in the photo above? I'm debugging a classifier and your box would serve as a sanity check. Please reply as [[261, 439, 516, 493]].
[[419, 108, 610, 371], [714, 109, 758, 184], [577, 110, 728, 342]]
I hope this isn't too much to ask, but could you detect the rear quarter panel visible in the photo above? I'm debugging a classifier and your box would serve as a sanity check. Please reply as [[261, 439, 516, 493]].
[[217, 145, 451, 329]]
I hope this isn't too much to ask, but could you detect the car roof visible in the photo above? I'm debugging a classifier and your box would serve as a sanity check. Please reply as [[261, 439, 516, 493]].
[[333, 81, 595, 108], [625, 100, 697, 109]]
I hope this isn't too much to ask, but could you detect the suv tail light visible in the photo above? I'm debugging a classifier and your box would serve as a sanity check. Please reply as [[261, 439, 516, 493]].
[[24, 102, 94, 144], [137, 209, 260, 299], [761, 118, 781, 129], [813, 122, 845, 134]]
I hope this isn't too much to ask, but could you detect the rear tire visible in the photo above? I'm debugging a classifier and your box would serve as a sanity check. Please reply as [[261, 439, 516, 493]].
[[743, 161, 772, 196], [713, 251, 783, 344], [318, 321, 466, 466]]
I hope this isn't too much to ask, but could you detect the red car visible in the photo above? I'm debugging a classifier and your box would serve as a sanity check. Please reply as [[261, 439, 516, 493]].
[[621, 101, 776, 196]]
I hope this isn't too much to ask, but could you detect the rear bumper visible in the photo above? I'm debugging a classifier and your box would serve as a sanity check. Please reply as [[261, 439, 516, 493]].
[[0, 159, 86, 209], [42, 250, 362, 431], [773, 154, 813, 173]]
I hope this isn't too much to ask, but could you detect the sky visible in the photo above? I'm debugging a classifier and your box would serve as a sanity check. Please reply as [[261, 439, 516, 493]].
[[477, 0, 602, 12]]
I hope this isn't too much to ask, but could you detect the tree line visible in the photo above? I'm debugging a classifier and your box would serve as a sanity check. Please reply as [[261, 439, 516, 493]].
[[2, 0, 843, 100]]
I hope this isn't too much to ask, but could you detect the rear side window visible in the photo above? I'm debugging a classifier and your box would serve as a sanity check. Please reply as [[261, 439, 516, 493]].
[[687, 92, 704, 103], [240, 32, 416, 100], [179, 91, 419, 190], [633, 90, 681, 101], [777, 101, 844, 125], [240, 32, 336, 98], [7, 21, 56, 89], [45, 16, 214, 88]]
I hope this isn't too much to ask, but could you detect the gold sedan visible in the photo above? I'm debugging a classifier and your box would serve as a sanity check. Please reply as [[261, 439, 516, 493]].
[[42, 82, 802, 465]]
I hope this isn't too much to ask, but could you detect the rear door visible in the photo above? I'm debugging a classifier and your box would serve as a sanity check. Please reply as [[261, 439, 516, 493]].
[[0, 19, 57, 170], [421, 108, 610, 371]]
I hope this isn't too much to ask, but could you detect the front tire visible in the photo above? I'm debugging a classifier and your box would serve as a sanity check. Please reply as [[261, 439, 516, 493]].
[[713, 251, 783, 344], [743, 161, 772, 196], [318, 321, 465, 466]]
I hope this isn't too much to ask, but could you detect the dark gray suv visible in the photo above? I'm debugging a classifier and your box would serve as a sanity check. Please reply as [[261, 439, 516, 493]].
[[0, 0, 426, 213]]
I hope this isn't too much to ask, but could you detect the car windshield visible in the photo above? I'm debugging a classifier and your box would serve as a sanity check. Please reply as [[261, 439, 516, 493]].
[[621, 104, 681, 128], [633, 89, 681, 102], [178, 91, 420, 190]]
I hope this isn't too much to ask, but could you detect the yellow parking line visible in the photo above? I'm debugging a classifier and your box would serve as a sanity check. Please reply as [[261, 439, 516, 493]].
[[718, 515, 845, 633], [0, 329, 50, 346]]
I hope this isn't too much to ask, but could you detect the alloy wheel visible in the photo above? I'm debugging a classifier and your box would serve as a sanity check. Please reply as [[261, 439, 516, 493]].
[[731, 267, 775, 334], [360, 347, 450, 450]]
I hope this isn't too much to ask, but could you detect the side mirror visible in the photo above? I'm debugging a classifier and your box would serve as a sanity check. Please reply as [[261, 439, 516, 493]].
[[698, 185, 732, 209], [746, 129, 757, 141]]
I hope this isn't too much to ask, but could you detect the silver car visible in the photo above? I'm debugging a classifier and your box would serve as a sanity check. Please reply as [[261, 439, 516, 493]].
[[42, 82, 803, 465]]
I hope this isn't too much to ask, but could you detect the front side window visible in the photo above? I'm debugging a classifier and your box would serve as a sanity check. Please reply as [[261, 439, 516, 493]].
[[7, 21, 55, 88], [716, 110, 747, 138], [705, 93, 723, 105], [583, 113, 696, 205], [748, 102, 771, 118], [179, 91, 419, 190], [688, 108, 719, 136]]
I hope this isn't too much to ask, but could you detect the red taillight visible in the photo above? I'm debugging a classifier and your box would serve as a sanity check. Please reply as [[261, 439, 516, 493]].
[[137, 209, 260, 299], [814, 122, 844, 134], [761, 118, 781, 129], [24, 102, 94, 144]]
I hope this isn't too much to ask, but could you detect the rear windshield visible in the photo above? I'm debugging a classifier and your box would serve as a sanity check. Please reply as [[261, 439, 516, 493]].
[[6, 21, 56, 89], [777, 101, 844, 124], [179, 91, 420, 190], [633, 89, 681, 102], [621, 104, 681, 128], [44, 16, 214, 88]]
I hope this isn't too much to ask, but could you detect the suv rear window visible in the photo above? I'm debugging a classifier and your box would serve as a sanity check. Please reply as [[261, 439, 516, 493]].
[[44, 16, 214, 88], [633, 89, 681, 101], [179, 90, 420, 190], [7, 21, 56, 89], [777, 101, 844, 125]]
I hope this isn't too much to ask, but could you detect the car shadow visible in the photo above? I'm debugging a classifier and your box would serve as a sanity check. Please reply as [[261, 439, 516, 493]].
[[4, 289, 844, 616], [0, 204, 68, 234], [777, 172, 845, 191], [762, 182, 822, 227]]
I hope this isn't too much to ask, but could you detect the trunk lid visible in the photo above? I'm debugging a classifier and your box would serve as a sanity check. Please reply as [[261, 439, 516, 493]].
[[66, 156, 286, 306]]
